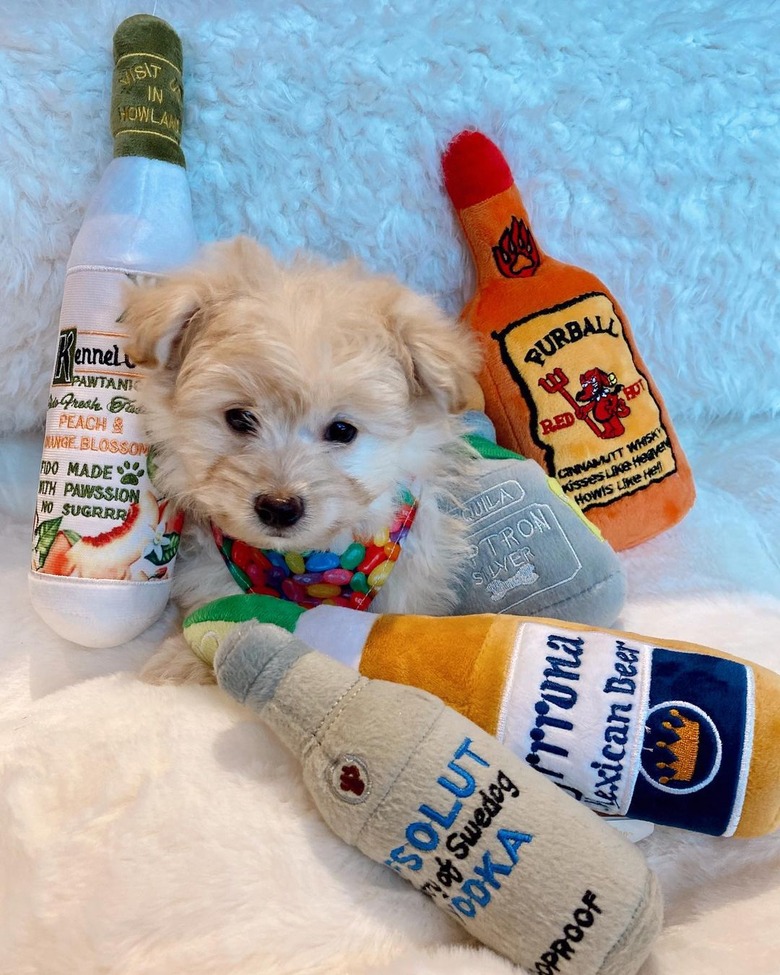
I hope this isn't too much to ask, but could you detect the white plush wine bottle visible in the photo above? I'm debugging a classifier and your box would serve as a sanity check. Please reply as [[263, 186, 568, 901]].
[[29, 14, 197, 647]]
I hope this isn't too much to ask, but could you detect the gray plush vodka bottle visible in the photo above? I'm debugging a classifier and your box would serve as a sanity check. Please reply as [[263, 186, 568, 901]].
[[214, 622, 663, 975]]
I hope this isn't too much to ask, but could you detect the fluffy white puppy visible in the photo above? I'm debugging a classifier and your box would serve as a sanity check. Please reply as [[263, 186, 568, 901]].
[[122, 237, 482, 683]]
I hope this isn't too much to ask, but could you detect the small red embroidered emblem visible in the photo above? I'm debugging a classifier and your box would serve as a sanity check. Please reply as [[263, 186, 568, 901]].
[[340, 764, 366, 796]]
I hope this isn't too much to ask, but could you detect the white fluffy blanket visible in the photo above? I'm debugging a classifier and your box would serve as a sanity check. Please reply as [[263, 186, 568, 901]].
[[1, 2, 778, 973]]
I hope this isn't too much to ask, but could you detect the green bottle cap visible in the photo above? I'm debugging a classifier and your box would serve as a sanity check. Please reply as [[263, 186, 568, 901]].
[[111, 14, 186, 167]]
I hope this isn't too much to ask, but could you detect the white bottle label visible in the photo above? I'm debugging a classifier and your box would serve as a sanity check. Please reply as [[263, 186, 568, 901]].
[[31, 267, 182, 582], [500, 622, 755, 836]]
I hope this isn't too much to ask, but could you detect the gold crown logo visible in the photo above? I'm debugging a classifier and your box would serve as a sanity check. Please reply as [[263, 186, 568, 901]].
[[654, 709, 700, 784]]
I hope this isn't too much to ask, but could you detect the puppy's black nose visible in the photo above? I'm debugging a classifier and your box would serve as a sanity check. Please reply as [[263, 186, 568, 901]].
[[254, 494, 305, 529]]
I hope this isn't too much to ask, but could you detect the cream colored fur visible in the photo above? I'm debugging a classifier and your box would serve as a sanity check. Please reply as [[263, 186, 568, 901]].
[[121, 237, 481, 684]]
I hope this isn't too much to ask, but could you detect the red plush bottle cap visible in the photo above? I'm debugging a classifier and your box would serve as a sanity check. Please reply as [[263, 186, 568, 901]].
[[442, 131, 515, 209]]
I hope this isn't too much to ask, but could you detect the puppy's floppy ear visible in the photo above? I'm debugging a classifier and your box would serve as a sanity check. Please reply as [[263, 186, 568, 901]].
[[382, 284, 483, 413], [122, 236, 274, 370], [121, 275, 204, 371]]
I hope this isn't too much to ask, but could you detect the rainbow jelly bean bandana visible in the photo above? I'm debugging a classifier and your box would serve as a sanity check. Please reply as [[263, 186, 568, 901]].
[[212, 487, 418, 610]]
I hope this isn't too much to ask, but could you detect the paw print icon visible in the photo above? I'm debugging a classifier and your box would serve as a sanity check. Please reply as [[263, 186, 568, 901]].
[[340, 764, 366, 796], [331, 754, 370, 804], [118, 461, 144, 485]]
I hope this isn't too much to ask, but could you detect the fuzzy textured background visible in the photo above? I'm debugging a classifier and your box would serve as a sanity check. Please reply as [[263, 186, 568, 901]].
[[0, 1, 778, 974], [1, 0, 779, 433]]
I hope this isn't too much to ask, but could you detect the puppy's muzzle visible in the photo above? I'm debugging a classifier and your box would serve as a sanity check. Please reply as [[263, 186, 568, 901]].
[[254, 494, 306, 530]]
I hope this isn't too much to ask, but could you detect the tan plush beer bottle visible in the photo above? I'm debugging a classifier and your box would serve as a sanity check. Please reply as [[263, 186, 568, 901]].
[[442, 130, 695, 550], [29, 15, 196, 646]]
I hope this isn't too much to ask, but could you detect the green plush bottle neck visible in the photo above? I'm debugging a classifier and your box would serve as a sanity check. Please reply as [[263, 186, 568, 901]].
[[111, 14, 186, 168]]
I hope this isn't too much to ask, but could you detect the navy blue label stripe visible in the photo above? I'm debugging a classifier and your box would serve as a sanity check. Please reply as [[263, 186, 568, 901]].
[[627, 649, 749, 836]]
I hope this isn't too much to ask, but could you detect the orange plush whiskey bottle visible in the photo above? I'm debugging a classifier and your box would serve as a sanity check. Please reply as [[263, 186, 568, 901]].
[[442, 131, 695, 550]]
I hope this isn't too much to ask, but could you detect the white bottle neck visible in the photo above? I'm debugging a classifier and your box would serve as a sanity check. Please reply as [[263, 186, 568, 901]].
[[295, 605, 378, 669], [68, 156, 198, 274]]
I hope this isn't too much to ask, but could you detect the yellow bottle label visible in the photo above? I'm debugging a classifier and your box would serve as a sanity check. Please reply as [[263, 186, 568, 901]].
[[493, 292, 678, 511]]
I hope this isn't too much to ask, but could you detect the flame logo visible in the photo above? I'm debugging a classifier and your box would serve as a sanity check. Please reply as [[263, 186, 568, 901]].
[[492, 216, 541, 278]]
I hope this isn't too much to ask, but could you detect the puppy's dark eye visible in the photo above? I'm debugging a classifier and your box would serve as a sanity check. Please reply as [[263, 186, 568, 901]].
[[324, 420, 358, 444], [225, 408, 258, 434]]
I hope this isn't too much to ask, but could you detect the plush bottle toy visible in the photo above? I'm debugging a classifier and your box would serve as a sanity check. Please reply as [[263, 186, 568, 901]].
[[29, 15, 197, 647], [212, 620, 663, 975], [452, 409, 625, 625], [184, 595, 780, 839], [442, 130, 695, 550]]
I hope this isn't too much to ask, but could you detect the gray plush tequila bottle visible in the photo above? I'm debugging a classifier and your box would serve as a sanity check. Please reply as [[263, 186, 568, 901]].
[[215, 621, 663, 975], [29, 15, 197, 647], [450, 411, 625, 625]]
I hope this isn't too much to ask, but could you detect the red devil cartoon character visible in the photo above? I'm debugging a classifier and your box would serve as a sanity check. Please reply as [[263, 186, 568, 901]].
[[575, 368, 630, 438]]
